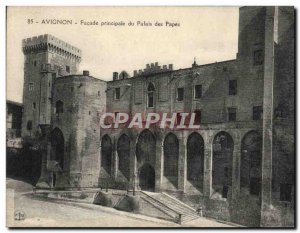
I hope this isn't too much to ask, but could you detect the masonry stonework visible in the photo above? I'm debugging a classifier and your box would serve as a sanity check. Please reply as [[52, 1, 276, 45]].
[[21, 6, 294, 227]]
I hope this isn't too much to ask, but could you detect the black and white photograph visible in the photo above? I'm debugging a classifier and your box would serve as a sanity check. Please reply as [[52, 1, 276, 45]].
[[5, 5, 295, 228]]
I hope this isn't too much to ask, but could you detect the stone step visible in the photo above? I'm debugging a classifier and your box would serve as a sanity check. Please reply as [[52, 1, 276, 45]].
[[140, 191, 201, 224]]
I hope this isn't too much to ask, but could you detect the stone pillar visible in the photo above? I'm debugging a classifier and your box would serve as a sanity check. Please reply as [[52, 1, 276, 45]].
[[36, 124, 52, 188], [112, 136, 118, 180], [261, 6, 276, 226], [155, 136, 163, 192], [129, 136, 137, 190], [203, 137, 212, 197], [178, 135, 187, 193], [231, 140, 241, 198]]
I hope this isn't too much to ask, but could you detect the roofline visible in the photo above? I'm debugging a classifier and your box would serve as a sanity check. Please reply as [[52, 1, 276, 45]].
[[7, 100, 23, 107], [107, 58, 237, 83], [55, 75, 107, 82]]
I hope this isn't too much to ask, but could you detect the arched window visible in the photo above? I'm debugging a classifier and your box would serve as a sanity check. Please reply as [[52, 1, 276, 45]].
[[55, 100, 64, 115], [147, 83, 155, 108]]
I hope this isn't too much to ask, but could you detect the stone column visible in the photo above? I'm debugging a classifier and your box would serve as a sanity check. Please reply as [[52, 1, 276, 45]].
[[129, 136, 137, 191], [261, 6, 276, 227], [155, 136, 163, 192], [36, 124, 52, 188], [112, 136, 118, 180], [231, 140, 241, 198], [203, 137, 212, 197], [178, 135, 187, 193]]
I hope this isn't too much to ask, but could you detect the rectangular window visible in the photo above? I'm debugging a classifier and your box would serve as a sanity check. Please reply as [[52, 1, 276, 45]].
[[176, 88, 184, 101], [114, 112, 119, 120], [253, 49, 264, 66], [228, 108, 236, 122], [29, 82, 34, 91], [147, 92, 154, 108], [115, 87, 120, 100], [32, 102, 36, 110], [27, 120, 32, 131], [66, 65, 70, 73], [280, 184, 292, 202], [194, 110, 201, 125], [253, 106, 263, 120], [194, 85, 202, 99], [176, 113, 182, 125], [229, 80, 237, 95], [34, 61, 37, 67]]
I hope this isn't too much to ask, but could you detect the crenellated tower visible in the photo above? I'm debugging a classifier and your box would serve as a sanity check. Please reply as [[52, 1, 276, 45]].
[[22, 34, 81, 139]]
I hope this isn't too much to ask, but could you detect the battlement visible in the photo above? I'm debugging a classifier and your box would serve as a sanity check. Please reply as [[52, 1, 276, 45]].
[[133, 62, 173, 77], [40, 63, 69, 76], [22, 34, 81, 62]]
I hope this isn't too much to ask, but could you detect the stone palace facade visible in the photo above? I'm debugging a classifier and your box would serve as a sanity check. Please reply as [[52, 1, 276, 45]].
[[21, 7, 294, 227]]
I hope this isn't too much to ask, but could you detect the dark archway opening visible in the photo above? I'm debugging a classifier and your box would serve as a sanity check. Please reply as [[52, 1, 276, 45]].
[[117, 134, 130, 180], [136, 129, 156, 165], [51, 128, 65, 169], [139, 163, 155, 191], [50, 128, 65, 187], [163, 133, 179, 189], [212, 131, 234, 199], [101, 135, 112, 175], [187, 132, 204, 192], [241, 131, 262, 196]]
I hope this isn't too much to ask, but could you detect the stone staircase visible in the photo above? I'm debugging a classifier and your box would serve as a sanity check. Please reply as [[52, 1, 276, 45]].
[[140, 191, 201, 224]]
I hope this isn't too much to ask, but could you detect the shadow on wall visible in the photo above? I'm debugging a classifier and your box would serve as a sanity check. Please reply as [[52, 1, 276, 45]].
[[6, 145, 42, 186]]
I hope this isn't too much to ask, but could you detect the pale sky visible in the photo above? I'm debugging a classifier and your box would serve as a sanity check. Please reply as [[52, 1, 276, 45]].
[[7, 6, 239, 103]]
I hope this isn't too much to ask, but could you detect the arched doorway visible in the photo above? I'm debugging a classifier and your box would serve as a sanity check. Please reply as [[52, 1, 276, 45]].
[[117, 134, 130, 180], [187, 132, 204, 191], [51, 128, 65, 170], [241, 131, 262, 196], [163, 133, 179, 188], [136, 129, 156, 165], [212, 131, 234, 198], [51, 128, 65, 188], [139, 163, 155, 191], [101, 135, 112, 175]]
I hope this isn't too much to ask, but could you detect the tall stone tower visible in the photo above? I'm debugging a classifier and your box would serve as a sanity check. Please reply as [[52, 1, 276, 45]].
[[22, 34, 81, 139]]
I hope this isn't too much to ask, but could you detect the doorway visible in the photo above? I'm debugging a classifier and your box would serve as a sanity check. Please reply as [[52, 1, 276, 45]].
[[139, 163, 155, 191]]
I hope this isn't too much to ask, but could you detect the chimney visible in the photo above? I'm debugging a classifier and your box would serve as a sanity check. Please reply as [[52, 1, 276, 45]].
[[169, 64, 173, 70], [113, 72, 119, 81], [133, 70, 138, 77], [163, 65, 167, 70], [83, 70, 89, 76]]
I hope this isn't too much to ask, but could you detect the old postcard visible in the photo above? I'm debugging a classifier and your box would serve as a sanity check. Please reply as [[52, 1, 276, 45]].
[[6, 6, 295, 228]]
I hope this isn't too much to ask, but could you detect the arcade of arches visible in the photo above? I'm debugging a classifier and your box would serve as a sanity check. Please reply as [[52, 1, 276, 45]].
[[100, 129, 262, 199]]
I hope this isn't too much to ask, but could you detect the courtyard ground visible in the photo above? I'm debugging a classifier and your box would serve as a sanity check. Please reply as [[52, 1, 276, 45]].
[[6, 178, 236, 228]]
